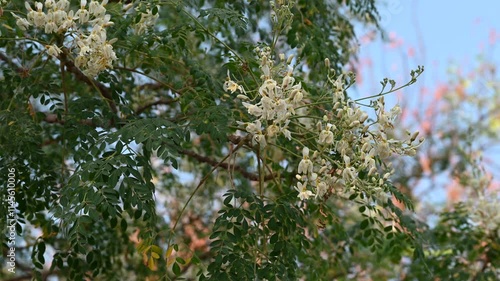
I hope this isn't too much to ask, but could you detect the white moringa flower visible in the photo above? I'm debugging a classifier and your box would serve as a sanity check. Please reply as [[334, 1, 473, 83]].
[[55, 0, 70, 11], [11, 13, 31, 30], [259, 96, 274, 120], [89, 0, 107, 18], [318, 123, 335, 145], [242, 102, 263, 117], [44, 16, 57, 33], [282, 128, 291, 140], [259, 79, 278, 98], [261, 64, 270, 78], [253, 133, 267, 147], [342, 167, 356, 181], [245, 120, 262, 135], [298, 147, 313, 175], [75, 6, 90, 23], [27, 3, 47, 27], [316, 181, 328, 198], [44, 0, 56, 9], [224, 80, 244, 94], [343, 155, 351, 167], [266, 124, 280, 137], [294, 181, 314, 200], [282, 73, 295, 90], [46, 44, 62, 57]]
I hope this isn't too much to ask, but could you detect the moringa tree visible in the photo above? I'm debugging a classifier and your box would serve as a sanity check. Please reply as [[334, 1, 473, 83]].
[[1, 1, 497, 280]]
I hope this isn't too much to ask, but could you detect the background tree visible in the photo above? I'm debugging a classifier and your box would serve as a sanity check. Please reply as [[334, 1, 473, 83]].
[[352, 28, 500, 280]]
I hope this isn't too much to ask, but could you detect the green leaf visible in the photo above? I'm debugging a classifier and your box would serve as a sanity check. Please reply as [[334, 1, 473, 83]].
[[121, 219, 127, 232], [360, 219, 369, 230], [172, 262, 181, 275]]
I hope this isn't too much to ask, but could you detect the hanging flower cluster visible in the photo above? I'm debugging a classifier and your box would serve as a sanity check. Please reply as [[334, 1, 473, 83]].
[[224, 49, 424, 203], [12, 0, 117, 77], [295, 88, 423, 201], [224, 46, 302, 148]]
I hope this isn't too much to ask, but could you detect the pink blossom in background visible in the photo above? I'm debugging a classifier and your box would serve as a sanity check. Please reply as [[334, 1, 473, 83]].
[[408, 46, 415, 57], [387, 32, 404, 49], [419, 155, 432, 176], [489, 28, 498, 45], [446, 178, 462, 204], [433, 84, 448, 100]]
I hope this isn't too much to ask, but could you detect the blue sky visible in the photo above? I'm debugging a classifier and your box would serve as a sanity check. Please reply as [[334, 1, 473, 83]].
[[410, 1, 500, 62], [361, 0, 500, 84]]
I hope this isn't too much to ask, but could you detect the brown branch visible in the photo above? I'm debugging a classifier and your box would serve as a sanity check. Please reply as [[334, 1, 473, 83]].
[[59, 51, 118, 114], [179, 148, 276, 181], [116, 66, 188, 94], [43, 113, 113, 128], [138, 82, 164, 91], [136, 82, 189, 94], [0, 51, 24, 74], [135, 98, 178, 115]]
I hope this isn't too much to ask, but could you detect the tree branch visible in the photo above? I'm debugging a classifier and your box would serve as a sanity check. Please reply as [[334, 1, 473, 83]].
[[43, 113, 113, 127], [0, 51, 24, 74], [135, 98, 178, 115], [59, 51, 118, 114], [179, 148, 276, 181]]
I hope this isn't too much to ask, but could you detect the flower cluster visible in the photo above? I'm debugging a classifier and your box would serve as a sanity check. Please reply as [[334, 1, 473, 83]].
[[294, 74, 423, 201], [223, 47, 423, 203], [224, 46, 303, 148], [12, 0, 117, 77]]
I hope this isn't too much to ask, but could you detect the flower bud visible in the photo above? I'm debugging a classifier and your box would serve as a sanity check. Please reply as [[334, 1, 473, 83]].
[[349, 120, 360, 127], [368, 167, 377, 176], [360, 113, 368, 123], [410, 131, 420, 142], [123, 3, 133, 11], [316, 121, 322, 131]]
